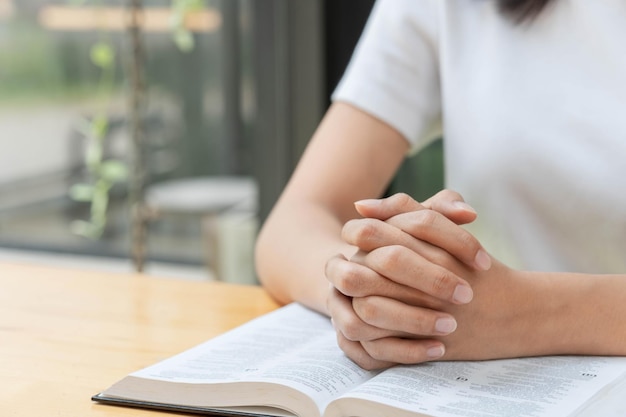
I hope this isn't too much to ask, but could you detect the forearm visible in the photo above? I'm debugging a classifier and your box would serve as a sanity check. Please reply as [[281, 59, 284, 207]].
[[529, 271, 626, 356], [255, 102, 410, 314], [446, 267, 626, 360], [255, 199, 356, 314]]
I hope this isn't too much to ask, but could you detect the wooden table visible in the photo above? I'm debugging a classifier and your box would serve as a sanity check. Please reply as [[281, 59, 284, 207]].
[[0, 262, 279, 417], [4, 262, 626, 417]]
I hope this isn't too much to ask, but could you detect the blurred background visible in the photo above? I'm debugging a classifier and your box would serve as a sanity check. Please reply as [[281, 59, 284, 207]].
[[0, 0, 443, 284]]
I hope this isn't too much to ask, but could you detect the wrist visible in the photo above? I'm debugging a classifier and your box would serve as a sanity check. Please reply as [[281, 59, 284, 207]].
[[442, 264, 626, 360], [492, 269, 617, 357], [443, 265, 558, 360]]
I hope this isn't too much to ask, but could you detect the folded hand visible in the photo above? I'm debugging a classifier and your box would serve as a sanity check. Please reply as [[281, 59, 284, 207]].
[[326, 191, 516, 369]]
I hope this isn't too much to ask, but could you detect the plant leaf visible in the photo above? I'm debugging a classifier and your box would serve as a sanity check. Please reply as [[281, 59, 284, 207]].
[[100, 160, 128, 182], [90, 42, 115, 69], [174, 29, 194, 52], [69, 183, 95, 202]]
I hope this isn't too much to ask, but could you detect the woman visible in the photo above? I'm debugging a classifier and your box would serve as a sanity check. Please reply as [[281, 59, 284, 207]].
[[255, 0, 626, 369]]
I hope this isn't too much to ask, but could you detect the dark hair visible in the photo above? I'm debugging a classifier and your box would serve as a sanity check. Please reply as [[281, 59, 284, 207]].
[[498, 0, 555, 22]]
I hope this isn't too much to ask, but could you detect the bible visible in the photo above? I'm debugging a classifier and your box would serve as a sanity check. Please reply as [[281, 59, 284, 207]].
[[93, 303, 626, 417]]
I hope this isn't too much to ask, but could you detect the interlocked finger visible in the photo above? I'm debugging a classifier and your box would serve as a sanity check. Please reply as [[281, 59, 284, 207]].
[[326, 254, 443, 308], [360, 336, 446, 365], [385, 209, 491, 271], [327, 286, 396, 342], [334, 330, 396, 370], [363, 245, 474, 305], [352, 295, 457, 336]]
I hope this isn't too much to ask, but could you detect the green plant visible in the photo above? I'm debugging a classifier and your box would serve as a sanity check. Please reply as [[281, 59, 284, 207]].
[[70, 0, 206, 240], [70, 40, 128, 239], [170, 0, 206, 52]]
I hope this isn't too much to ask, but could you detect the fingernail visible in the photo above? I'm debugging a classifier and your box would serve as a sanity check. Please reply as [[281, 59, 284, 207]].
[[474, 249, 492, 271], [427, 345, 445, 359], [354, 199, 381, 208], [435, 317, 457, 334], [453, 201, 476, 214], [453, 284, 473, 304]]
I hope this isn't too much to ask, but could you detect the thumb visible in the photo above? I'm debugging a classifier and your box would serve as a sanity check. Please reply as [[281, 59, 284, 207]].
[[354, 193, 424, 221], [422, 189, 477, 225]]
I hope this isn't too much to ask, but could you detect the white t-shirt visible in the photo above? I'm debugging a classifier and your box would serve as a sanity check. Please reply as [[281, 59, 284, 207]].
[[333, 0, 626, 273]]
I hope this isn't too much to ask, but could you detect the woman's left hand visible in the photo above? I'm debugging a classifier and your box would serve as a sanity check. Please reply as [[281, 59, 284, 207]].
[[327, 192, 529, 369]]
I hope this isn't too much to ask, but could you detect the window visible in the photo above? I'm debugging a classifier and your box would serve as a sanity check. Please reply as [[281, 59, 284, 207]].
[[0, 0, 266, 282], [0, 0, 443, 281]]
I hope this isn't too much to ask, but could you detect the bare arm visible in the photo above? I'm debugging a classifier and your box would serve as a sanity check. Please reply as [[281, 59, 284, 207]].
[[255, 102, 410, 313]]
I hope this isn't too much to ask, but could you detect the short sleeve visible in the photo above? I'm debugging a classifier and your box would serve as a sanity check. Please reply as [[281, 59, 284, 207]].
[[331, 0, 442, 154]]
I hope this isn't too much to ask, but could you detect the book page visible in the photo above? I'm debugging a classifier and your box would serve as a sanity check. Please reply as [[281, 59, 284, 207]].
[[129, 303, 376, 411], [575, 374, 626, 417], [327, 356, 626, 417]]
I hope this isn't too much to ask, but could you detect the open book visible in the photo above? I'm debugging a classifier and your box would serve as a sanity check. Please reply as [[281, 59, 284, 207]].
[[93, 303, 626, 417]]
